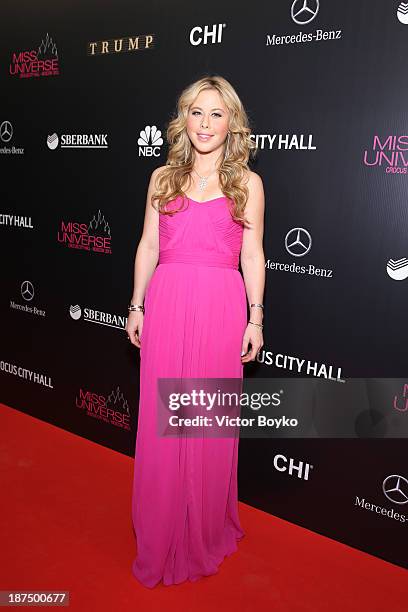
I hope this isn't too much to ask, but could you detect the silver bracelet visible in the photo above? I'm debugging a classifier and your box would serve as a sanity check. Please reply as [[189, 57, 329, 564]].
[[249, 321, 263, 329], [250, 303, 264, 309], [128, 303, 144, 313]]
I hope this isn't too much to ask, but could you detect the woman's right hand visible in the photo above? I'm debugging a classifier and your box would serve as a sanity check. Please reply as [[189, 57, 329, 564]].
[[126, 310, 144, 348]]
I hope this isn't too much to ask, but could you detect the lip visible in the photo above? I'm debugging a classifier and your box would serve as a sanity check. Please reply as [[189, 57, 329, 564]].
[[197, 134, 213, 140]]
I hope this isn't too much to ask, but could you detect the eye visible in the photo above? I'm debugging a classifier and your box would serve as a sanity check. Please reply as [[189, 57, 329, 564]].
[[191, 110, 223, 117]]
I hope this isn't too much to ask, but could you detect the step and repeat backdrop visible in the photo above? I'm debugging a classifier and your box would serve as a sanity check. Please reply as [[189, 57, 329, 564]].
[[1, 1, 407, 569]]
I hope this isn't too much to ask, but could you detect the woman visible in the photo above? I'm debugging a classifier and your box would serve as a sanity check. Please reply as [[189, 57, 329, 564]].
[[126, 75, 265, 588]]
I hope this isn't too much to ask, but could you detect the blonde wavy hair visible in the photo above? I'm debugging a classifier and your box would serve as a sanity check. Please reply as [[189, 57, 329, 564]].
[[151, 74, 258, 226]]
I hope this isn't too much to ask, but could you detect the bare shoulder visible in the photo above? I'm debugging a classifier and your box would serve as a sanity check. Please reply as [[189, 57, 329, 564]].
[[153, 163, 167, 176], [146, 164, 168, 199], [244, 169, 264, 196], [144, 165, 168, 215], [150, 163, 167, 183], [243, 170, 265, 214]]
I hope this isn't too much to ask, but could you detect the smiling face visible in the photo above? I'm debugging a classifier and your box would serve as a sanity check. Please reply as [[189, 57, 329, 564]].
[[186, 88, 230, 155]]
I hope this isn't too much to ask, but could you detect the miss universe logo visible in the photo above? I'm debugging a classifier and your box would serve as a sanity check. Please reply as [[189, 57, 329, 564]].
[[57, 209, 112, 254], [9, 32, 60, 78], [76, 385, 131, 430]]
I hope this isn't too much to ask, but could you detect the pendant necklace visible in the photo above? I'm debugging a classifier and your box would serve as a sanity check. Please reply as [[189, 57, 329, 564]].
[[193, 166, 217, 192]]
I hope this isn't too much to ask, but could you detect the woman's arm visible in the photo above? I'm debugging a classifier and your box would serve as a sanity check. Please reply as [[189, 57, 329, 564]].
[[130, 166, 163, 304], [126, 166, 163, 347], [240, 171, 266, 361]]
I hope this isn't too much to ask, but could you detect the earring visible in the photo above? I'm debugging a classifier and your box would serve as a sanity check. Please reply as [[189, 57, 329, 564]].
[[223, 132, 231, 161], [183, 143, 190, 164]]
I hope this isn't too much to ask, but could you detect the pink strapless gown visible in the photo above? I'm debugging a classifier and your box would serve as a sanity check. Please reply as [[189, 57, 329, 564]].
[[131, 194, 247, 588]]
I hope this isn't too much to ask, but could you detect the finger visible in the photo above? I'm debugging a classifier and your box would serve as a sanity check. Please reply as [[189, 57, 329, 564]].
[[127, 330, 138, 347], [249, 345, 262, 361], [241, 339, 249, 357], [241, 347, 252, 362], [241, 342, 260, 362]]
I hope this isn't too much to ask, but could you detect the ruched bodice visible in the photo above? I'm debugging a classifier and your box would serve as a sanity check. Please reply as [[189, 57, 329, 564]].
[[158, 195, 244, 269]]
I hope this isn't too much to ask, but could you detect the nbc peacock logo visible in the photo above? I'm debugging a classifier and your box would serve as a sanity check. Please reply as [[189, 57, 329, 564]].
[[386, 258, 408, 280], [138, 125, 163, 157]]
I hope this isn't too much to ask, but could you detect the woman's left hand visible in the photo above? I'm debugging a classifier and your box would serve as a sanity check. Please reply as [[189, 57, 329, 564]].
[[241, 323, 263, 363]]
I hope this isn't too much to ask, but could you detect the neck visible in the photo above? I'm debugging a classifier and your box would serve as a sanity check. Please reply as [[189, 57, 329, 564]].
[[192, 148, 223, 175]]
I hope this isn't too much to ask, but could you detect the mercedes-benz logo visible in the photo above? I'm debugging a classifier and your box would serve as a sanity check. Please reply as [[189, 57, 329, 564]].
[[21, 280, 35, 301], [285, 227, 312, 257], [382, 474, 408, 505], [0, 120, 13, 143], [291, 0, 320, 25]]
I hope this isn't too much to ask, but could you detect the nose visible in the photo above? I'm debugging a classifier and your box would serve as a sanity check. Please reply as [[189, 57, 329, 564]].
[[200, 114, 210, 128]]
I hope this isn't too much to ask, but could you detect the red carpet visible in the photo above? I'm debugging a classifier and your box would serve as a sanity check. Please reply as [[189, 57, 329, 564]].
[[0, 402, 406, 611]]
